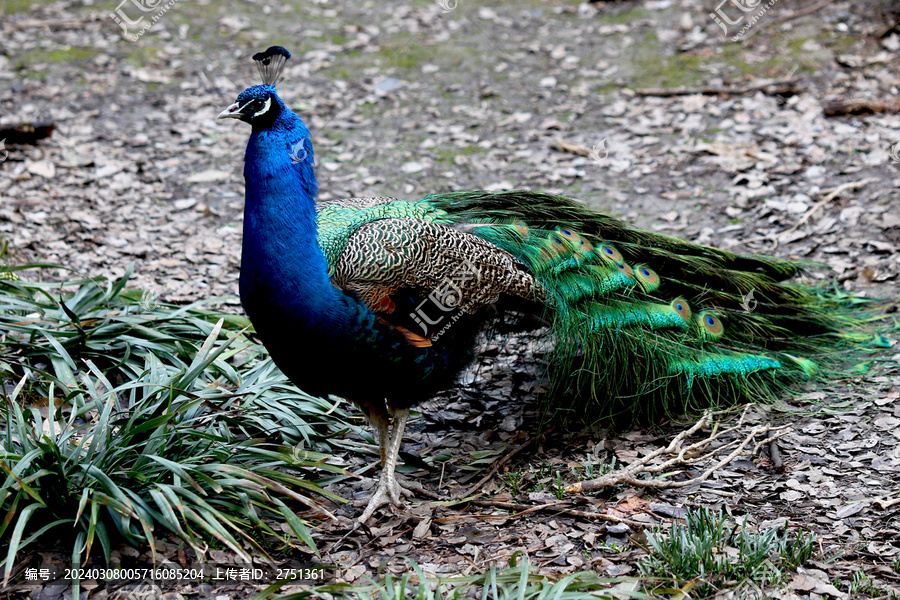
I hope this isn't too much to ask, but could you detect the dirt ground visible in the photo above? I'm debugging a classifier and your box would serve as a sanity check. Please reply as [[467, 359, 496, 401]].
[[2, 0, 899, 597]]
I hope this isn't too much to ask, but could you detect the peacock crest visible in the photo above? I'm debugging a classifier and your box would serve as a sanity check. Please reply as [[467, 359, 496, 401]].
[[252, 46, 290, 86]]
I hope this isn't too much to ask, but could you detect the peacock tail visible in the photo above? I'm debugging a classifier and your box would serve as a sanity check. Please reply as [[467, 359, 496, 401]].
[[316, 190, 875, 424]]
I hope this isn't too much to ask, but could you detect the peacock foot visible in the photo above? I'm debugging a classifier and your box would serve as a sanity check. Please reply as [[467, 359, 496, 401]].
[[353, 406, 412, 525], [356, 469, 412, 524]]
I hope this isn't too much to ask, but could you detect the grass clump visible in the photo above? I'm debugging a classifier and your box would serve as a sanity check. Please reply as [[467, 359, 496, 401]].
[[502, 454, 617, 499], [0, 265, 352, 587], [638, 507, 816, 598]]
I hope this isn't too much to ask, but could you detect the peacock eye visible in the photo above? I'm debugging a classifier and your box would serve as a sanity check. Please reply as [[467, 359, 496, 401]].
[[252, 96, 273, 117]]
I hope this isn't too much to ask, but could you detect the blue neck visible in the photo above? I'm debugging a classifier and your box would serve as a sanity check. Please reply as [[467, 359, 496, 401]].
[[239, 107, 343, 326]]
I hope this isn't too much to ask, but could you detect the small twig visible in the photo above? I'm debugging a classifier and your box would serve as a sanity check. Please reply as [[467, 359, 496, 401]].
[[767, 432, 785, 473], [726, 177, 876, 250], [549, 139, 592, 157], [7, 16, 102, 29], [775, 177, 877, 238], [435, 500, 564, 521], [566, 411, 714, 493], [611, 412, 762, 479], [700, 489, 737, 498], [634, 78, 801, 98], [874, 497, 900, 510], [819, 178, 878, 203], [554, 508, 646, 526], [455, 432, 542, 497], [435, 499, 646, 527], [835, 54, 896, 69], [824, 98, 900, 117], [670, 424, 788, 488], [566, 410, 791, 494], [753, 429, 790, 455]]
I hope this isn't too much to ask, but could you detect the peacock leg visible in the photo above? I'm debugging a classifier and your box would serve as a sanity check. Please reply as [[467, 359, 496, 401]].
[[357, 407, 410, 524], [371, 411, 391, 467], [383, 407, 409, 502]]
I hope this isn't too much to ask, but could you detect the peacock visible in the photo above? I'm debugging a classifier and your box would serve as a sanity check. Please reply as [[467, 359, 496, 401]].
[[218, 47, 869, 523]]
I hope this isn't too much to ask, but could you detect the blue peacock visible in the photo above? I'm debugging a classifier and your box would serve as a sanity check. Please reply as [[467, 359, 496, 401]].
[[218, 47, 868, 523]]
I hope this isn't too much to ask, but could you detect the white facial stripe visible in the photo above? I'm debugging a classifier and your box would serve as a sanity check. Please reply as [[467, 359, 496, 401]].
[[253, 97, 272, 117]]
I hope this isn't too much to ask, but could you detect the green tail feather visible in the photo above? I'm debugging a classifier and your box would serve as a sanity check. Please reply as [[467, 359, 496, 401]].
[[423, 190, 880, 424]]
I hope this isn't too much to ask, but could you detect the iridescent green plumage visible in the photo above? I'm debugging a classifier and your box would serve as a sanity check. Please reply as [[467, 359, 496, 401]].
[[316, 197, 446, 275], [315, 190, 872, 424]]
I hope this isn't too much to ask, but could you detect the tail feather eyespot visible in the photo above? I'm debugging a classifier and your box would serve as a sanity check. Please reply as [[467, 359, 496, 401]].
[[697, 312, 724, 340], [557, 228, 581, 242], [557, 228, 595, 256], [539, 245, 563, 262], [671, 297, 692, 324], [599, 244, 623, 262], [634, 265, 660, 292], [613, 260, 633, 278], [540, 235, 570, 259], [514, 221, 530, 238]]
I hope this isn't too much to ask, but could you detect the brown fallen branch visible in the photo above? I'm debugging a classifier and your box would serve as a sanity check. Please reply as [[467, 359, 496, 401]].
[[565, 408, 791, 494], [768, 433, 784, 473], [434, 500, 565, 522], [634, 78, 801, 98], [0, 122, 56, 145], [818, 178, 878, 204], [874, 497, 900, 510], [835, 54, 896, 69], [7, 17, 102, 30], [434, 499, 647, 527], [823, 98, 900, 117], [549, 138, 592, 157], [726, 177, 877, 251]]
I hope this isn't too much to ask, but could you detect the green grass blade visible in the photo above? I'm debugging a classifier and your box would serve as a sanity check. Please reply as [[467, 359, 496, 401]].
[[276, 501, 319, 557], [3, 502, 40, 586]]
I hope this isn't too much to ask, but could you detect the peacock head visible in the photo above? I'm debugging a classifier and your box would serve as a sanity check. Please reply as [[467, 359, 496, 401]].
[[217, 46, 292, 130]]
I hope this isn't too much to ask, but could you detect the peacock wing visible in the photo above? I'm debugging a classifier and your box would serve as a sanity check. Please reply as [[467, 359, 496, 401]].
[[329, 217, 541, 347]]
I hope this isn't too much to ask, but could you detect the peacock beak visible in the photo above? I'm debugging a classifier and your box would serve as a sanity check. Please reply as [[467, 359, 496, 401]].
[[217, 101, 247, 121]]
